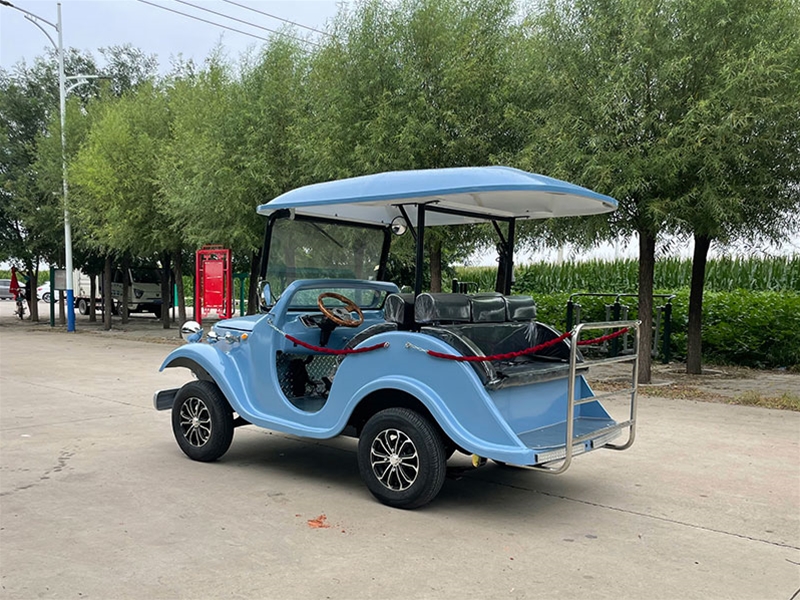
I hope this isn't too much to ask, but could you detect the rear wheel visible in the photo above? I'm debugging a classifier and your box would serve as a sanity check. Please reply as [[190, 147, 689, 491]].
[[171, 380, 234, 462], [78, 298, 89, 315], [42, 292, 51, 303], [357, 407, 446, 509]]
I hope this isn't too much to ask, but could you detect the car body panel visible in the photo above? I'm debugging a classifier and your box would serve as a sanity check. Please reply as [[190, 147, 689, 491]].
[[161, 278, 605, 465]]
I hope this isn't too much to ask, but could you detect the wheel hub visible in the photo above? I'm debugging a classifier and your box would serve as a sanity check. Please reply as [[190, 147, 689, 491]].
[[179, 396, 212, 447], [370, 428, 419, 491]]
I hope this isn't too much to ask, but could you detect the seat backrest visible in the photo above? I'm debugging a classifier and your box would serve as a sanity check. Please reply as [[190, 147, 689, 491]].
[[470, 293, 507, 323], [504, 295, 536, 322], [384, 293, 416, 330], [415, 293, 471, 324]]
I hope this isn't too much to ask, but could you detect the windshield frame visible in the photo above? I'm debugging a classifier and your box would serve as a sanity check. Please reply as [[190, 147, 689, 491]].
[[259, 210, 392, 293]]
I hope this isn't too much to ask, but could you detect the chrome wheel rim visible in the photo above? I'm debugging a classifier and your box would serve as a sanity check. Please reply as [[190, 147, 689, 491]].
[[370, 428, 419, 491], [179, 397, 212, 447]]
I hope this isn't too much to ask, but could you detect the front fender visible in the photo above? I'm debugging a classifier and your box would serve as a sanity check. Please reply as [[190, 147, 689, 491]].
[[159, 344, 246, 415]]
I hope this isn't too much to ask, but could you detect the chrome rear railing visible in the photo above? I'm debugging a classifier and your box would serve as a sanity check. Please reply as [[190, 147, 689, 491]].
[[531, 320, 641, 474]]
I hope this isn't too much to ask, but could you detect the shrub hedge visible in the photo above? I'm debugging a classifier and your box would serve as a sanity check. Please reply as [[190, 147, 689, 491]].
[[531, 289, 800, 369]]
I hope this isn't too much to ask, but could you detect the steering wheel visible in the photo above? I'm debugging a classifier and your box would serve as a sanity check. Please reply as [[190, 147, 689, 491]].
[[317, 292, 364, 327]]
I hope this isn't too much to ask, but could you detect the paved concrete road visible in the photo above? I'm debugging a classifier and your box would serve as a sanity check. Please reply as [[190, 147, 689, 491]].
[[1, 327, 798, 599]]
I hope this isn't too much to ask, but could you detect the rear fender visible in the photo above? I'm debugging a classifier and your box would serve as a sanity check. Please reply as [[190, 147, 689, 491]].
[[343, 375, 535, 464]]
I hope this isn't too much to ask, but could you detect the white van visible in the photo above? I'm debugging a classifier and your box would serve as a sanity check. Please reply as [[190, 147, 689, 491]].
[[74, 268, 164, 317]]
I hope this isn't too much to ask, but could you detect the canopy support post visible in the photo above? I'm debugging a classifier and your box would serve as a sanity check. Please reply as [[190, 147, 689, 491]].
[[414, 204, 426, 297]]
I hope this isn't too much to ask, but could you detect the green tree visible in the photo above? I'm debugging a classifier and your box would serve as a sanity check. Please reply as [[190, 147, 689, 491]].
[[162, 40, 308, 313], [302, 0, 520, 291], [70, 82, 177, 328], [664, 0, 800, 373], [0, 51, 98, 320], [512, 0, 800, 381]]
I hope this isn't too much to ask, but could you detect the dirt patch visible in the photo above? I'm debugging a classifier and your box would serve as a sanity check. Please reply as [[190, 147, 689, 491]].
[[593, 362, 800, 410]]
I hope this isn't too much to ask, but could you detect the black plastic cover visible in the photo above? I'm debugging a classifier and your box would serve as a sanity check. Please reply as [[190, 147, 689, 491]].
[[504, 295, 536, 321], [415, 293, 471, 324], [470, 294, 507, 323], [384, 293, 416, 330]]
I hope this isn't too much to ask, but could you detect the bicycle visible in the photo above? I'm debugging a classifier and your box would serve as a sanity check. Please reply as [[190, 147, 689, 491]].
[[14, 290, 26, 320]]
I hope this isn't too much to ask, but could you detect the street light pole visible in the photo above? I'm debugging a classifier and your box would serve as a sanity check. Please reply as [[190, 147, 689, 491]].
[[55, 3, 77, 332], [1, 0, 79, 331]]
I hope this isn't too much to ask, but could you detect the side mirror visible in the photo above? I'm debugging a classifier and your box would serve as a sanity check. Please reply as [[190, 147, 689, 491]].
[[180, 320, 203, 343], [259, 280, 272, 310], [391, 216, 408, 236]]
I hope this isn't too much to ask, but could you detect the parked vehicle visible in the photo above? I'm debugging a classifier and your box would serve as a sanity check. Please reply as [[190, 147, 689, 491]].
[[45, 268, 163, 317], [108, 268, 164, 317], [154, 167, 640, 509], [0, 279, 13, 300], [37, 281, 61, 303]]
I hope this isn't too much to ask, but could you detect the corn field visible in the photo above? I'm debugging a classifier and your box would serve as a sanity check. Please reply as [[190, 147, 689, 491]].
[[454, 256, 800, 295]]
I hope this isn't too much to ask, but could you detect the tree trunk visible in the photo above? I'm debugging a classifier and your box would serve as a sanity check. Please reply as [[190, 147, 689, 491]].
[[161, 251, 171, 329], [247, 250, 261, 315], [637, 230, 656, 384], [30, 265, 39, 322], [89, 274, 97, 322], [103, 255, 113, 330], [686, 234, 712, 374], [24, 259, 38, 321], [174, 250, 186, 324], [430, 238, 442, 293], [121, 256, 130, 325]]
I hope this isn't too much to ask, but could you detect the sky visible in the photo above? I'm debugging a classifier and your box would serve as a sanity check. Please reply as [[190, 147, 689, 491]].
[[0, 0, 340, 71]]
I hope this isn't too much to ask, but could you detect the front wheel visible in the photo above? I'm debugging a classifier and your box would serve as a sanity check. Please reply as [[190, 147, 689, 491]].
[[357, 407, 446, 509], [171, 380, 234, 462], [78, 298, 89, 315]]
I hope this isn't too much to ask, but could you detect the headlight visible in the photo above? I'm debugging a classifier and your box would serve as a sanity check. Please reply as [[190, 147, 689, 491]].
[[180, 321, 203, 343], [134, 288, 144, 298]]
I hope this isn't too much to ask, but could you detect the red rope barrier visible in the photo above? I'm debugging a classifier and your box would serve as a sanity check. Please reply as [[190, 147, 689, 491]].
[[576, 327, 629, 346], [284, 333, 388, 355], [423, 327, 629, 362]]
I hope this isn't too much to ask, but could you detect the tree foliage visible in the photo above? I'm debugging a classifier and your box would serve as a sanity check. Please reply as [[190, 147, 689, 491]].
[[0, 0, 796, 361]]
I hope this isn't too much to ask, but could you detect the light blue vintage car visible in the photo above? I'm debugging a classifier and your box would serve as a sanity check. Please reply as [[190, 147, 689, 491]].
[[155, 167, 640, 509]]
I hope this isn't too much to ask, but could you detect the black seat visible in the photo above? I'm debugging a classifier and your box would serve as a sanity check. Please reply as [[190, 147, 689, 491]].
[[415, 293, 471, 324], [424, 321, 584, 390], [384, 293, 417, 330], [504, 295, 536, 321], [469, 293, 507, 323]]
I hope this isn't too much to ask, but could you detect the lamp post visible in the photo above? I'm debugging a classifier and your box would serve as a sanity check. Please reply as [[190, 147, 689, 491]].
[[1, 1, 93, 332]]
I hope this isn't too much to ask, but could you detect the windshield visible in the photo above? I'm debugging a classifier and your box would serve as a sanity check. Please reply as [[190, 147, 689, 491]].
[[288, 285, 388, 310], [265, 218, 388, 299], [131, 268, 162, 284]]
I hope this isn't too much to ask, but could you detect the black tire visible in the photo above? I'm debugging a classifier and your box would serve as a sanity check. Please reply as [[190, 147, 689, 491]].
[[171, 380, 234, 462], [78, 298, 89, 315], [42, 292, 51, 303], [153, 306, 162, 319], [357, 407, 446, 509]]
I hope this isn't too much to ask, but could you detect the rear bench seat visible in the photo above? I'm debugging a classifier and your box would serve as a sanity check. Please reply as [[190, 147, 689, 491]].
[[409, 292, 584, 390]]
